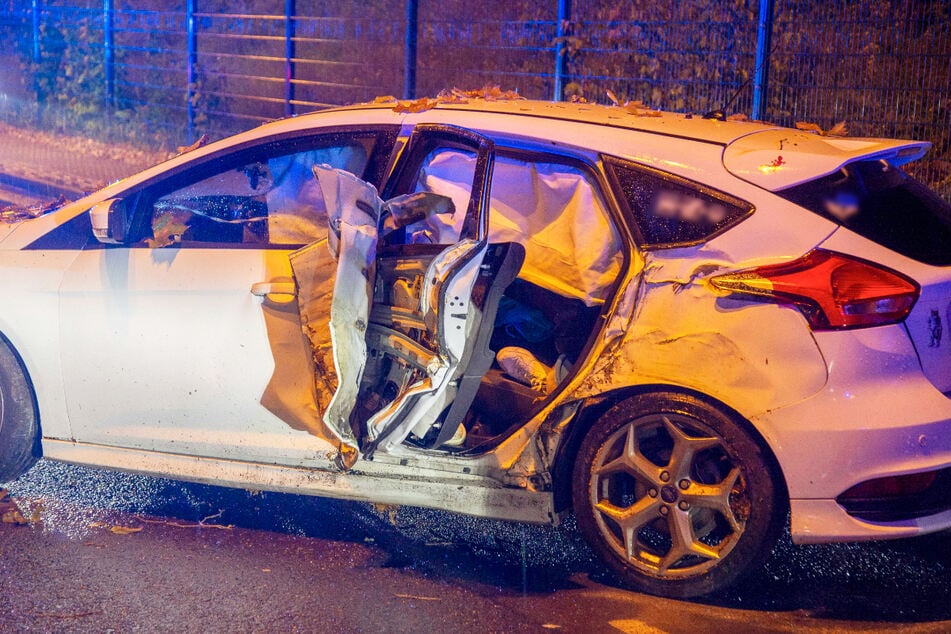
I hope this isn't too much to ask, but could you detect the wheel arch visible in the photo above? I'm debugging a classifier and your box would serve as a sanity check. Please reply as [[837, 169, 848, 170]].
[[0, 328, 43, 460], [551, 383, 789, 515]]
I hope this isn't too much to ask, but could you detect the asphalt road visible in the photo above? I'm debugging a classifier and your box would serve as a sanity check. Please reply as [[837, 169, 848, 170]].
[[2, 461, 950, 633], [2, 177, 950, 633]]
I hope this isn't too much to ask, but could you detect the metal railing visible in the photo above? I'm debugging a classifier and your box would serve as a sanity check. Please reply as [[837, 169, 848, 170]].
[[0, 0, 948, 198]]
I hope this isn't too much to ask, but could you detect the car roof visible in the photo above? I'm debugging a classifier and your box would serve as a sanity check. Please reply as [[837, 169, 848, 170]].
[[309, 99, 932, 190], [319, 99, 782, 146]]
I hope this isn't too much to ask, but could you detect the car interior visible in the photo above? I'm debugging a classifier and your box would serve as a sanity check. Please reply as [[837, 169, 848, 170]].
[[357, 146, 623, 453]]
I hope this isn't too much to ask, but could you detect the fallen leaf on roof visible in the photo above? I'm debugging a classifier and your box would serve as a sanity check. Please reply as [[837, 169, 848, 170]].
[[393, 97, 440, 113], [726, 113, 749, 122], [826, 121, 849, 137], [625, 100, 662, 117], [373, 95, 398, 104], [605, 89, 620, 106], [176, 133, 208, 156], [109, 525, 143, 535], [796, 120, 848, 137]]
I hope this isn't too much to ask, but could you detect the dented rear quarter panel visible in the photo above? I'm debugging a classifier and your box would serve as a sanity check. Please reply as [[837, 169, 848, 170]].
[[565, 180, 840, 429]]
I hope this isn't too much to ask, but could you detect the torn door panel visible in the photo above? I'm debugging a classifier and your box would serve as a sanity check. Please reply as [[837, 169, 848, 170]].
[[568, 252, 829, 417], [320, 165, 383, 449], [363, 241, 488, 454]]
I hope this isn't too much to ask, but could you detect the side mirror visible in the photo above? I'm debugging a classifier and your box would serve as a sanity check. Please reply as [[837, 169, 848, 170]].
[[90, 198, 130, 244]]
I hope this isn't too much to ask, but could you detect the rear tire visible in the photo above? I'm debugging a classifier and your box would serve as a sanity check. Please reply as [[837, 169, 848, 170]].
[[0, 337, 39, 483], [572, 391, 785, 598]]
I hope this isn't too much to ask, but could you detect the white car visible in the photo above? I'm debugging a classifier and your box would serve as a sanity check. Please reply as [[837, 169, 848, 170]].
[[2, 99, 950, 598]]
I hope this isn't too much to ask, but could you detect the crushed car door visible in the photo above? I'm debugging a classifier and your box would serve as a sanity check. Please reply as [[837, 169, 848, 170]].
[[318, 124, 524, 458]]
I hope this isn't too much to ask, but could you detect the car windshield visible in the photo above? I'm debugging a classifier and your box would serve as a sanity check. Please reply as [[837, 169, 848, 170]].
[[777, 159, 951, 266]]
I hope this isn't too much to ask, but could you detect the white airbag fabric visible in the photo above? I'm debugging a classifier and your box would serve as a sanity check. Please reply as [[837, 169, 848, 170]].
[[413, 150, 622, 306]]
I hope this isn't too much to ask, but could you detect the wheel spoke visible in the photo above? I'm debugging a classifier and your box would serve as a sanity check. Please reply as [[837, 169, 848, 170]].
[[682, 467, 745, 533], [595, 495, 662, 560], [594, 423, 662, 484], [658, 507, 720, 573], [663, 416, 719, 481]]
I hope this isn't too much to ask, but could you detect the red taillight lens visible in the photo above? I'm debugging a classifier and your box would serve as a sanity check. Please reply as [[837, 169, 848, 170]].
[[710, 250, 919, 330]]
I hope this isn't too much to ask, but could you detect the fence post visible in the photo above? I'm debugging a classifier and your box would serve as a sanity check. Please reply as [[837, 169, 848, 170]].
[[751, 0, 775, 121], [31, 0, 41, 122], [186, 0, 197, 143], [403, 0, 418, 99], [553, 0, 571, 101], [103, 0, 114, 109], [284, 0, 295, 117]]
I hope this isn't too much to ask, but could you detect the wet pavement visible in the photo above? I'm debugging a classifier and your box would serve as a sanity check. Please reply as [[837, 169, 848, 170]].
[[2, 123, 951, 632], [1, 460, 950, 633]]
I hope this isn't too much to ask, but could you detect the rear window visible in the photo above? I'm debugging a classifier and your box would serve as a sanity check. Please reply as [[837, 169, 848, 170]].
[[778, 159, 951, 266], [604, 156, 754, 248]]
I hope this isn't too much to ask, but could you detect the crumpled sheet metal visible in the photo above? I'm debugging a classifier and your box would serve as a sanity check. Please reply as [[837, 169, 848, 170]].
[[319, 165, 382, 449], [567, 251, 829, 418]]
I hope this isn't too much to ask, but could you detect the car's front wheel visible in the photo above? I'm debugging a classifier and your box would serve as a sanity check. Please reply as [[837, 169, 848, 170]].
[[573, 391, 785, 598], [0, 336, 39, 483]]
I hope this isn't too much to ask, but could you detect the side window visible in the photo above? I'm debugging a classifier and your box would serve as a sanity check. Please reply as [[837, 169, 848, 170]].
[[140, 136, 376, 248], [605, 156, 753, 248], [401, 147, 477, 245], [488, 154, 623, 306]]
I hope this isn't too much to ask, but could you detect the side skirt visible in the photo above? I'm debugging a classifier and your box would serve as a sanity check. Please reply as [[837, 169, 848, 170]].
[[41, 438, 556, 525]]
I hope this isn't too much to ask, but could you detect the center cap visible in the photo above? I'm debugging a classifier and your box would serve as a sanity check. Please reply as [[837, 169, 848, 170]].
[[660, 485, 678, 503]]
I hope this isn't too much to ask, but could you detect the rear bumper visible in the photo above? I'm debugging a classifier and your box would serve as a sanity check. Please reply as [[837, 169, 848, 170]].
[[750, 324, 951, 543], [790, 499, 951, 544]]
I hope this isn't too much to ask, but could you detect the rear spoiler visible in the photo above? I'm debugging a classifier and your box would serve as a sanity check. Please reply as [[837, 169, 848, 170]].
[[723, 129, 930, 191]]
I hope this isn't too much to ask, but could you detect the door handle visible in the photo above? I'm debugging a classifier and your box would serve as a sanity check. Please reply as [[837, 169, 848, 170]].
[[250, 281, 297, 299]]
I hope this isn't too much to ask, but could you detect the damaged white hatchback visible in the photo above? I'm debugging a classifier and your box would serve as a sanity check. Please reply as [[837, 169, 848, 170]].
[[2, 100, 951, 598]]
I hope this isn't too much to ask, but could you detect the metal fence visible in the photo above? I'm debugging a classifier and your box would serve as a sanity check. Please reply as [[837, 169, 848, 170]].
[[1, 0, 949, 197]]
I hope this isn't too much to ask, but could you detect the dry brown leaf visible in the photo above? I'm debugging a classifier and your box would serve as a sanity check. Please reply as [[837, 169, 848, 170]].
[[726, 113, 749, 122], [1, 508, 28, 526], [795, 121, 824, 134], [826, 121, 849, 137], [625, 100, 662, 117], [605, 89, 620, 106], [373, 95, 398, 104], [393, 97, 439, 113], [176, 133, 208, 156], [109, 525, 143, 535]]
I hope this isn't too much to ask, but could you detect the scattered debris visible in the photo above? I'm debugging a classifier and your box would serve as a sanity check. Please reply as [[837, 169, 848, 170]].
[[372, 503, 400, 526], [89, 520, 142, 535], [387, 85, 524, 114], [394, 593, 441, 601], [137, 509, 233, 531], [795, 120, 848, 137], [0, 488, 31, 526], [0, 194, 71, 224], [625, 100, 662, 117], [176, 133, 209, 156]]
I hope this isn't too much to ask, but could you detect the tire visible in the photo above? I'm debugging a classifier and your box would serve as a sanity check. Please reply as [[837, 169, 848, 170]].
[[572, 391, 785, 598], [0, 336, 39, 483]]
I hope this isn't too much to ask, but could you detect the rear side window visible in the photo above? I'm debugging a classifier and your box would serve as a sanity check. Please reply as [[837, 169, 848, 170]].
[[604, 156, 753, 248], [778, 159, 951, 266]]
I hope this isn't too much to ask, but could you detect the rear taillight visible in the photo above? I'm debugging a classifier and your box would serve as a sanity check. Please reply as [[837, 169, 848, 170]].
[[710, 250, 919, 330]]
